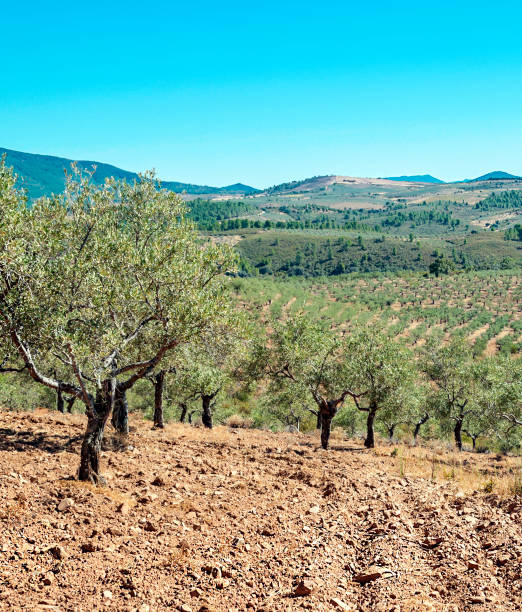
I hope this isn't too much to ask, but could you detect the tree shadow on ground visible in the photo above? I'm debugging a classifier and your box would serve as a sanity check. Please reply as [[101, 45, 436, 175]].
[[328, 445, 368, 453], [297, 439, 368, 453], [0, 427, 82, 454]]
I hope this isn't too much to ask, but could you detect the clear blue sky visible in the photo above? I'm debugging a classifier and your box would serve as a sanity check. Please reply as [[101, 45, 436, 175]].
[[2, 1, 522, 187]]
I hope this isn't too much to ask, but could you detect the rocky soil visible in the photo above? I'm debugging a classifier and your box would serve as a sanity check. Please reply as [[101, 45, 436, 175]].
[[0, 409, 520, 611]]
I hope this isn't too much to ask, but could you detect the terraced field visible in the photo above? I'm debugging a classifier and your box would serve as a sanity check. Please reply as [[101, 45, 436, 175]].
[[237, 270, 522, 355]]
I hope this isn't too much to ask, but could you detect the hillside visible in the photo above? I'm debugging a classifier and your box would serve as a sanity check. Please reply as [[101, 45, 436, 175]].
[[0, 409, 520, 611], [0, 148, 258, 199], [469, 171, 521, 182], [386, 175, 445, 184]]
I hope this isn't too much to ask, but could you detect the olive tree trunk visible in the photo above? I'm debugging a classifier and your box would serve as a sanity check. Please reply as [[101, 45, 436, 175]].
[[79, 380, 114, 483], [201, 394, 213, 429], [364, 407, 377, 448], [179, 402, 188, 423], [56, 388, 64, 413], [413, 413, 429, 443], [454, 419, 463, 451], [152, 370, 166, 428], [111, 385, 129, 435], [66, 396, 76, 413], [320, 413, 333, 449]]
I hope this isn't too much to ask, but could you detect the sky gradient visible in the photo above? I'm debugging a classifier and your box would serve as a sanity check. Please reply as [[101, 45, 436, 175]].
[[2, 1, 522, 188]]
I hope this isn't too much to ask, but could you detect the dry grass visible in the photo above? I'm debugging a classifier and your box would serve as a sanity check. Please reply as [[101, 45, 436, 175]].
[[57, 478, 138, 507], [225, 414, 254, 429], [378, 443, 522, 498]]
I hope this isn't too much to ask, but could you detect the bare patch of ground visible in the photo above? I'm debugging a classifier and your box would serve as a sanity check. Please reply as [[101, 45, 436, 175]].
[[0, 410, 520, 611]]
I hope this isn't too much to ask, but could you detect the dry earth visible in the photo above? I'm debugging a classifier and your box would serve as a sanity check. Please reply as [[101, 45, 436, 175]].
[[0, 410, 521, 612]]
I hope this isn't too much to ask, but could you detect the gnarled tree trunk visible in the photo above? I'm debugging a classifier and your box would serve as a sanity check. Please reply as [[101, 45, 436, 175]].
[[79, 380, 114, 483], [364, 407, 377, 448], [56, 388, 64, 413], [413, 413, 429, 443], [66, 396, 76, 413], [179, 402, 188, 423], [111, 385, 129, 435], [454, 419, 463, 451], [317, 396, 345, 450], [320, 412, 333, 449], [153, 370, 166, 428], [201, 394, 213, 429]]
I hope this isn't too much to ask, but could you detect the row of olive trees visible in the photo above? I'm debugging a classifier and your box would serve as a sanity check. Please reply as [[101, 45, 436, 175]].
[[0, 160, 243, 483], [245, 315, 521, 451]]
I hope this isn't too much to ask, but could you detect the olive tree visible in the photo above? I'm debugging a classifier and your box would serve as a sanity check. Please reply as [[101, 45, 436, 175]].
[[421, 339, 480, 451], [145, 316, 249, 429], [249, 315, 362, 449], [344, 328, 418, 448], [474, 354, 522, 450], [0, 161, 237, 482]]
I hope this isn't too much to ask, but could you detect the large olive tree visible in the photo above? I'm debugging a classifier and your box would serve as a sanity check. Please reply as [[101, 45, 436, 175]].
[[0, 161, 237, 482], [250, 315, 362, 449]]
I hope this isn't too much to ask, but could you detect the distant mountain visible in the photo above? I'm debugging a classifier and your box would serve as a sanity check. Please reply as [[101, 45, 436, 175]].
[[466, 171, 521, 182], [0, 148, 259, 199], [385, 174, 445, 184]]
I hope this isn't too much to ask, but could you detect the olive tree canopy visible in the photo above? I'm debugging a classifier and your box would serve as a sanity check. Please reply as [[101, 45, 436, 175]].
[[0, 161, 237, 481]]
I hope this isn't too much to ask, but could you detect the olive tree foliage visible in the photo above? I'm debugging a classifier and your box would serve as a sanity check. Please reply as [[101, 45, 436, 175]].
[[261, 382, 317, 431], [248, 314, 361, 450], [421, 339, 481, 451], [145, 316, 251, 429], [377, 377, 427, 442], [487, 355, 522, 429], [473, 354, 522, 452], [173, 322, 250, 429], [343, 328, 418, 448], [0, 161, 237, 482]]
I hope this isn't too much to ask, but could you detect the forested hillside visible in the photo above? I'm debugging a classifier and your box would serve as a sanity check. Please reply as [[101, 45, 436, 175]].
[[0, 147, 258, 199]]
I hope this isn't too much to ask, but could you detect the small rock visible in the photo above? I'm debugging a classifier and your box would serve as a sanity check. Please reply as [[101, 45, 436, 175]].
[[103, 590, 112, 600], [151, 476, 165, 487], [330, 598, 351, 611], [143, 521, 156, 532], [48, 545, 66, 560], [116, 503, 130, 515], [81, 542, 97, 553], [41, 572, 55, 586], [421, 537, 444, 549], [138, 491, 158, 504], [180, 605, 192, 612], [309, 505, 320, 514], [57, 498, 74, 512], [467, 560, 479, 570], [293, 580, 313, 596], [190, 588, 202, 598], [353, 566, 393, 584], [469, 594, 485, 604]]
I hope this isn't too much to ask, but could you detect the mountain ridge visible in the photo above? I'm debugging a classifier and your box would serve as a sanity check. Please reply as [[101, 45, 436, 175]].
[[385, 174, 445, 184], [0, 147, 259, 199], [466, 170, 521, 182]]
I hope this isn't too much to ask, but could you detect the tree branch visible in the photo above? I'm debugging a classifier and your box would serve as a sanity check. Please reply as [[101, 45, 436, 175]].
[[8, 328, 88, 404], [119, 338, 180, 392]]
